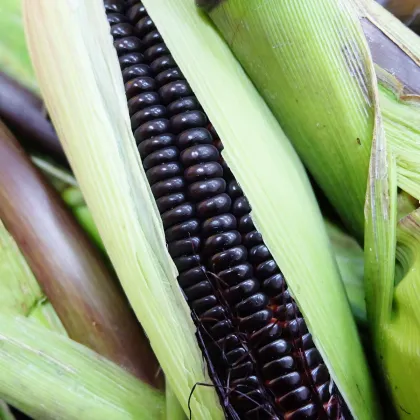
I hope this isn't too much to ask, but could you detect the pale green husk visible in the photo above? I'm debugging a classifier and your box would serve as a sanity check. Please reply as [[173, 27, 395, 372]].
[[205, 0, 420, 417], [24, 0, 377, 418], [0, 315, 163, 420], [0, 0, 37, 91], [0, 218, 65, 332], [0, 401, 14, 420]]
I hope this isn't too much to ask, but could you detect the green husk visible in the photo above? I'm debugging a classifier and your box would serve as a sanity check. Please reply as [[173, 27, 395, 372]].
[[0, 401, 15, 420], [24, 0, 378, 418], [0, 218, 66, 333], [165, 382, 186, 420], [325, 220, 366, 325], [0, 315, 163, 420], [0, 0, 37, 91], [203, 0, 420, 417]]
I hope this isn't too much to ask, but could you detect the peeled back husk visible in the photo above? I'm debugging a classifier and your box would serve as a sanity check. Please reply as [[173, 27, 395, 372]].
[[201, 0, 420, 417], [23, 0, 379, 418]]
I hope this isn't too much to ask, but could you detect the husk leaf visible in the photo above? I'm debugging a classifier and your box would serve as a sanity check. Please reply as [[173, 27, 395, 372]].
[[204, 0, 420, 417], [0, 315, 163, 420], [0, 218, 65, 333]]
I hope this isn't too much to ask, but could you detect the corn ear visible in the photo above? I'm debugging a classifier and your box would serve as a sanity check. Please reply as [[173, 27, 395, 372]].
[[202, 0, 420, 417], [24, 0, 378, 417], [0, 315, 163, 420]]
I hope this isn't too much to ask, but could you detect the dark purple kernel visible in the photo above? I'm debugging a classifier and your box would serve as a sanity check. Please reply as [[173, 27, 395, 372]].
[[176, 128, 213, 150], [218, 263, 253, 286], [134, 119, 170, 144], [184, 162, 223, 182], [159, 80, 193, 104], [168, 237, 201, 258], [243, 231, 263, 248], [119, 53, 144, 69], [114, 36, 143, 56], [173, 254, 201, 272], [146, 163, 182, 184], [142, 30, 163, 48], [238, 214, 255, 233], [150, 55, 177, 74], [165, 219, 200, 242], [178, 266, 208, 289], [104, 0, 124, 13], [161, 203, 194, 229], [135, 16, 155, 37], [203, 231, 242, 255], [255, 259, 278, 280], [128, 92, 160, 115], [249, 245, 271, 265], [138, 134, 175, 157], [156, 192, 186, 213], [180, 145, 219, 167], [258, 339, 290, 363], [196, 194, 231, 219], [107, 13, 129, 25], [144, 43, 170, 62], [232, 196, 251, 217], [156, 68, 185, 87], [201, 214, 237, 237], [262, 357, 296, 380], [131, 105, 167, 130], [151, 176, 185, 199], [211, 246, 248, 272], [143, 146, 178, 170], [235, 293, 269, 316], [171, 111, 208, 134], [126, 3, 147, 22], [224, 279, 260, 305], [183, 281, 213, 301], [122, 64, 151, 82], [111, 22, 136, 39], [125, 76, 156, 98]]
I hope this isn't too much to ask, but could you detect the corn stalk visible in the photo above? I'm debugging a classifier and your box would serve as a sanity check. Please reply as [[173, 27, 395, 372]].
[[201, 0, 420, 417]]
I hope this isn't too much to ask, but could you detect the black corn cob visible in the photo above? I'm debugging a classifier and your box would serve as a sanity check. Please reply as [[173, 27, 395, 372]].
[[104, 1, 350, 419]]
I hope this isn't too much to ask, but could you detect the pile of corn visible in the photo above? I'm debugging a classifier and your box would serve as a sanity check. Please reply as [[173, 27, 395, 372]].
[[0, 0, 419, 419]]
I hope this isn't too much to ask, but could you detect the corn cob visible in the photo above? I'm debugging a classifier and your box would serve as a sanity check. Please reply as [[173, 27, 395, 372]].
[[23, 0, 378, 419], [199, 0, 420, 418]]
